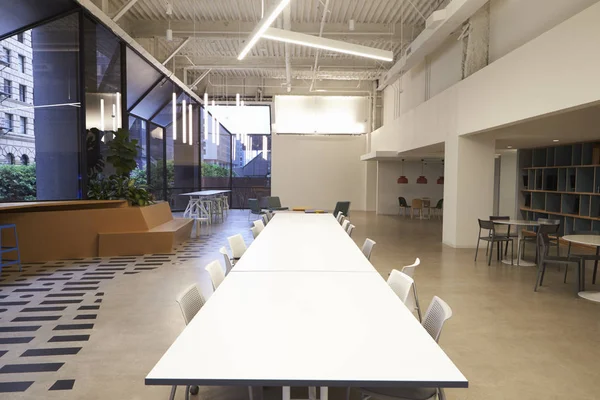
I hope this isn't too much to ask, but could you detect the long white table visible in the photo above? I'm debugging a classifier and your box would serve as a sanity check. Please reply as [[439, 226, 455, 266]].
[[146, 213, 468, 398], [233, 213, 375, 273], [179, 190, 231, 197]]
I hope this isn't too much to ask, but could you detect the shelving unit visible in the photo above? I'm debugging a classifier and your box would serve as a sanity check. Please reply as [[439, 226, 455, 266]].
[[519, 141, 600, 237]]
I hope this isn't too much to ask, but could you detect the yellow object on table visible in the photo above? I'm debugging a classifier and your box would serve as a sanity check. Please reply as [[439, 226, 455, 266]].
[[292, 207, 307, 212]]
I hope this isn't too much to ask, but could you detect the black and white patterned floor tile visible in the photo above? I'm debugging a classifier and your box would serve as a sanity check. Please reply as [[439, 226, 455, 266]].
[[0, 213, 255, 395]]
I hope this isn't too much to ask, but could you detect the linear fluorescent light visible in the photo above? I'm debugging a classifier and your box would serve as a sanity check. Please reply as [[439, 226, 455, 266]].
[[237, 0, 291, 60], [188, 104, 193, 145], [182, 99, 187, 144], [100, 98, 105, 131], [263, 27, 394, 62], [172, 93, 177, 140]]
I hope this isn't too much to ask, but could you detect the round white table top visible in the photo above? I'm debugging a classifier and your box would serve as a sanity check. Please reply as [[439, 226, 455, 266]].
[[562, 235, 600, 247], [493, 220, 541, 226]]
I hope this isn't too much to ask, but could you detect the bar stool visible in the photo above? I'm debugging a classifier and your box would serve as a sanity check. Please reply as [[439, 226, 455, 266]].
[[0, 224, 21, 272]]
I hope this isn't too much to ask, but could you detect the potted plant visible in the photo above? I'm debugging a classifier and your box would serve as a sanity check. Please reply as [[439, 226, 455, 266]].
[[87, 128, 153, 206]]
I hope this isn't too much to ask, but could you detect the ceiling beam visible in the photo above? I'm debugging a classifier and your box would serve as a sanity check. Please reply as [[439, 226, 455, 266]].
[[128, 21, 417, 41], [176, 56, 381, 69], [113, 0, 139, 22], [162, 37, 191, 65]]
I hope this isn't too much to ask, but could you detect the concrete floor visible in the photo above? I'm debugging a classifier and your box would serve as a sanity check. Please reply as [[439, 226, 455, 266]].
[[1, 210, 599, 400]]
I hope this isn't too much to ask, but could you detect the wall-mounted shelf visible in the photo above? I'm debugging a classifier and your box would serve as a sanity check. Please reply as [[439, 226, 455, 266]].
[[519, 141, 600, 237]]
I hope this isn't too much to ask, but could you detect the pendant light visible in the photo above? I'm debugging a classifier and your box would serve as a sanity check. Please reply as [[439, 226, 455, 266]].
[[116, 92, 121, 129], [203, 93, 209, 141], [188, 103, 193, 146], [172, 92, 177, 140], [112, 103, 117, 131], [416, 159, 427, 184], [437, 159, 444, 184], [211, 99, 216, 144], [397, 159, 408, 184], [100, 98, 105, 131], [182, 99, 187, 144]]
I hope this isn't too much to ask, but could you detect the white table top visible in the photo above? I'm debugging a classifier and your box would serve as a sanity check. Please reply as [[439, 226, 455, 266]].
[[232, 213, 376, 273], [493, 220, 541, 226], [563, 235, 600, 247], [146, 272, 468, 388], [179, 190, 231, 197]]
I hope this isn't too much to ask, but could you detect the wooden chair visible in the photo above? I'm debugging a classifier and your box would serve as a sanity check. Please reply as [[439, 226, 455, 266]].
[[411, 199, 423, 219]]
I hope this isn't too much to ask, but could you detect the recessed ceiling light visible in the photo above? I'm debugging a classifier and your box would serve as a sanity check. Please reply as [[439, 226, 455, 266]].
[[507, 146, 513, 149], [553, 139, 560, 142]]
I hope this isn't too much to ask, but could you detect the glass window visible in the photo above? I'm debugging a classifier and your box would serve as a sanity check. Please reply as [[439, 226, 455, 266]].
[[2, 48, 9, 65], [126, 47, 162, 110], [5, 113, 13, 130], [21, 154, 29, 165], [17, 33, 24, 43], [148, 123, 166, 201], [20, 116, 26, 134], [18, 55, 25, 73], [6, 153, 15, 165], [3, 79, 11, 96], [19, 84, 26, 102]]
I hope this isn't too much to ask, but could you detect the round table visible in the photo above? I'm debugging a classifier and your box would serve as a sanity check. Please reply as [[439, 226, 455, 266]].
[[562, 235, 600, 303], [493, 220, 541, 267]]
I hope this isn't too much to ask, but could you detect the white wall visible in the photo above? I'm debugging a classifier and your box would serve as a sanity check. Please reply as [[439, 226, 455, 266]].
[[271, 134, 367, 211], [489, 0, 600, 62], [376, 161, 444, 215], [365, 161, 377, 212], [499, 150, 518, 218]]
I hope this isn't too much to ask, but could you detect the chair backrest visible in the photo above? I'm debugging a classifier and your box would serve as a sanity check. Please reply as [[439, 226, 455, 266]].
[[347, 224, 355, 237], [411, 198, 423, 209], [266, 211, 274, 221], [219, 246, 233, 274], [538, 218, 560, 225], [490, 216, 509, 221], [398, 197, 408, 207], [422, 296, 453, 342], [205, 260, 225, 290], [228, 234, 247, 258], [261, 214, 269, 226], [251, 226, 259, 239], [267, 196, 282, 208], [341, 219, 350, 231], [537, 223, 560, 256], [362, 238, 376, 260], [336, 211, 345, 223], [254, 219, 265, 233], [333, 201, 351, 218], [478, 219, 495, 231], [387, 270, 415, 305], [248, 198, 261, 214], [435, 199, 443, 209], [176, 284, 206, 325], [401, 258, 421, 278]]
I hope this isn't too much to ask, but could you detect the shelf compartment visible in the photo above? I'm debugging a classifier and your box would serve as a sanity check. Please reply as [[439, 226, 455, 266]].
[[528, 170, 535, 190], [519, 149, 533, 169], [591, 196, 600, 218], [558, 168, 567, 191], [572, 144, 583, 165], [580, 195, 591, 217], [576, 167, 594, 193], [531, 192, 546, 210], [522, 192, 531, 208], [567, 168, 577, 192], [533, 148, 547, 167], [582, 142, 594, 165], [546, 193, 561, 213], [543, 168, 558, 191], [594, 167, 600, 193], [562, 194, 580, 215], [555, 145, 572, 166], [546, 147, 555, 167], [575, 218, 592, 232], [565, 217, 574, 236], [535, 170, 543, 190], [593, 220, 600, 233]]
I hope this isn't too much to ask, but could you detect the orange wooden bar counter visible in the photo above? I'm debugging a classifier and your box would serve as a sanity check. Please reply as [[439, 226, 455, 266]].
[[0, 201, 193, 263]]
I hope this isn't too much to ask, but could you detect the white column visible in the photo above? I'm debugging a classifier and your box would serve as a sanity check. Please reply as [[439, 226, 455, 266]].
[[443, 135, 496, 248], [499, 150, 519, 218]]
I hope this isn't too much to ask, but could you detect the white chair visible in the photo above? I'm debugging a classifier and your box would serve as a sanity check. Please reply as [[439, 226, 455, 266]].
[[251, 226, 260, 239], [174, 284, 207, 399], [266, 211, 274, 221], [401, 258, 422, 321], [346, 224, 355, 237], [228, 234, 248, 260], [359, 296, 453, 400], [261, 214, 269, 226], [189, 199, 211, 237], [362, 239, 376, 260], [254, 219, 265, 234], [336, 211, 345, 223], [341, 219, 350, 231], [339, 215, 346, 225], [387, 270, 415, 305], [219, 247, 234, 274], [205, 260, 226, 291], [221, 194, 230, 217]]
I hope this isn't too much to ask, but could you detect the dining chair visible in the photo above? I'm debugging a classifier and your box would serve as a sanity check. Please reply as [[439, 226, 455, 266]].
[[361, 239, 376, 260], [522, 218, 560, 259], [402, 258, 422, 321], [247, 198, 265, 221], [251, 226, 260, 239], [432, 199, 443, 219], [359, 296, 452, 400], [387, 270, 415, 305], [566, 230, 600, 285], [254, 219, 265, 234], [333, 201, 351, 218], [228, 234, 248, 260], [535, 224, 582, 293], [219, 246, 233, 274], [336, 211, 345, 223], [489, 216, 517, 257], [475, 219, 514, 266], [267, 196, 289, 211], [205, 260, 225, 291], [341, 219, 350, 231], [346, 224, 355, 237], [174, 284, 206, 399], [398, 197, 411, 217], [411, 198, 423, 219], [261, 214, 269, 226]]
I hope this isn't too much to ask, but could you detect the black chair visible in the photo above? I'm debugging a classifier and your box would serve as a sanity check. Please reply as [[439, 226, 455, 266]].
[[566, 230, 600, 285], [247, 198, 265, 221], [333, 201, 351, 218], [266, 196, 289, 211], [521, 218, 560, 261], [475, 219, 514, 266], [490, 216, 517, 257], [535, 224, 582, 293], [398, 197, 411, 217]]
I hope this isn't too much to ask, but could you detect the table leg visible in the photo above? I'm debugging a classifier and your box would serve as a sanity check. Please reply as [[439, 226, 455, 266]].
[[501, 226, 536, 267], [282, 387, 328, 400]]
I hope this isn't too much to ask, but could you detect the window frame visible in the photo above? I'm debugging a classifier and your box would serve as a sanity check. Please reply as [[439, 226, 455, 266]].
[[20, 116, 27, 134], [18, 54, 25, 73], [5, 113, 13, 130], [3, 79, 12, 96], [16, 32, 24, 43], [19, 84, 26, 102]]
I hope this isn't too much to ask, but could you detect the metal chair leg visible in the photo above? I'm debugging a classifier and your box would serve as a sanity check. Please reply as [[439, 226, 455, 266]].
[[169, 386, 177, 400], [488, 241, 494, 266], [534, 263, 544, 292], [413, 284, 422, 322], [474, 238, 480, 261]]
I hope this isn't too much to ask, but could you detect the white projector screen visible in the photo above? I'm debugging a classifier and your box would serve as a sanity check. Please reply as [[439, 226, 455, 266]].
[[274, 95, 368, 134]]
